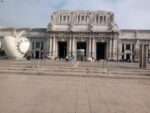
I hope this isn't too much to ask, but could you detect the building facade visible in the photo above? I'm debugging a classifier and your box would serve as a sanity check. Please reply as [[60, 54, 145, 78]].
[[0, 10, 150, 62]]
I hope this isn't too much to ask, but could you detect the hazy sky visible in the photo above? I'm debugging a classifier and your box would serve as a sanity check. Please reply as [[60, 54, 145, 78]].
[[0, 0, 150, 29]]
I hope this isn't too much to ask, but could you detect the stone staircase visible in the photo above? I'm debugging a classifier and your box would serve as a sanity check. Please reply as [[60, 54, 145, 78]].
[[0, 60, 149, 79]]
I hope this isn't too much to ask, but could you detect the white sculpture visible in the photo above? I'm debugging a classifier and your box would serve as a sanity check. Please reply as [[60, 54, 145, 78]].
[[2, 30, 31, 59]]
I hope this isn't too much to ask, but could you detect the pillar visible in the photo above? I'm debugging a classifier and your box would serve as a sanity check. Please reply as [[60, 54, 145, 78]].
[[92, 37, 96, 59], [123, 43, 125, 60], [135, 40, 140, 62], [131, 44, 134, 62], [68, 37, 72, 57], [132, 43, 135, 62], [139, 44, 148, 68], [87, 38, 92, 59], [149, 45, 150, 63], [53, 36, 56, 57], [113, 38, 118, 61], [49, 36, 52, 57], [118, 40, 122, 61], [109, 39, 112, 60], [106, 40, 109, 60], [55, 38, 58, 58], [51, 35, 56, 59], [72, 36, 77, 60]]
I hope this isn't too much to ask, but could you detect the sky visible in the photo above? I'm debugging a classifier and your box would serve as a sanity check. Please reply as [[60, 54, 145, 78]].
[[0, 0, 150, 29]]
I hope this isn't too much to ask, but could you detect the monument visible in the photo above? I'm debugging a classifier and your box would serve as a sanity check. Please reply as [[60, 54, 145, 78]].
[[2, 30, 30, 59]]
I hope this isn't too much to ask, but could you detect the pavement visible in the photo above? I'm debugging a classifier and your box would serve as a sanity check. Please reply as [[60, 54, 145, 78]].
[[0, 60, 150, 113]]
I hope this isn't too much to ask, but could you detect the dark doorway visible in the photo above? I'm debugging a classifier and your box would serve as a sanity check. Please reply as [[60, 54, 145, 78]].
[[0, 49, 6, 57], [35, 51, 40, 59], [58, 41, 67, 59], [0, 49, 7, 59], [126, 54, 131, 62], [96, 42, 106, 60], [77, 42, 86, 61]]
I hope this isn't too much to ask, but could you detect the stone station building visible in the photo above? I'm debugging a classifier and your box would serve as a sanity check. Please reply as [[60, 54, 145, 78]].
[[0, 10, 150, 62]]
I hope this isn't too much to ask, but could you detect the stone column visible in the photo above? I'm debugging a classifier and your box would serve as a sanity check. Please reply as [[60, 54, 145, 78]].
[[113, 38, 118, 61], [106, 40, 109, 60], [124, 44, 126, 60], [118, 40, 122, 61], [68, 37, 72, 57], [122, 43, 125, 60], [109, 39, 112, 60], [139, 44, 148, 68], [130, 51, 133, 62], [149, 45, 150, 63], [131, 44, 134, 62], [135, 40, 140, 62], [92, 37, 96, 60], [52, 35, 56, 59], [49, 36, 52, 57], [87, 38, 92, 59], [72, 36, 77, 60], [55, 38, 58, 58], [32, 40, 35, 59]]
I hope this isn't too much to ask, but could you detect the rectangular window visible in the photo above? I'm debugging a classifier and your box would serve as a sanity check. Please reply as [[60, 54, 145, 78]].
[[86, 16, 88, 22], [82, 16, 84, 21], [63, 16, 66, 21], [78, 15, 80, 23], [96, 15, 99, 23], [60, 16, 62, 23], [67, 16, 69, 22], [100, 16, 103, 23], [126, 44, 131, 50], [104, 16, 106, 23], [36, 42, 40, 49]]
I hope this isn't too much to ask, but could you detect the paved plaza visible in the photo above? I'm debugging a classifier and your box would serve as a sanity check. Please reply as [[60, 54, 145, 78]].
[[0, 60, 150, 113]]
